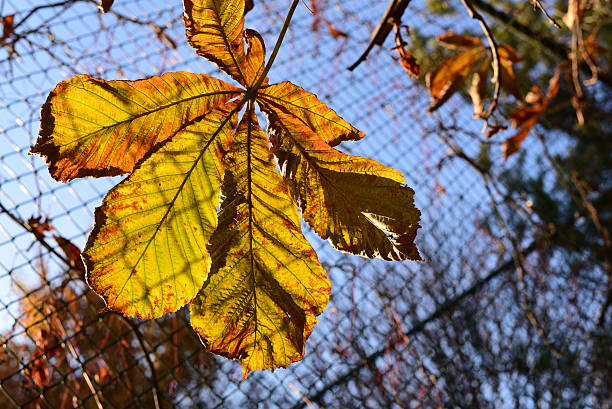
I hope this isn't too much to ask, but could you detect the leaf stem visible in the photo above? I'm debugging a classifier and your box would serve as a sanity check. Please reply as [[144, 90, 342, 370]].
[[247, 0, 301, 96]]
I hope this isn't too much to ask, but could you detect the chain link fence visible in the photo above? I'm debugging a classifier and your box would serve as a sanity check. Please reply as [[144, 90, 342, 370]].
[[0, 0, 609, 408]]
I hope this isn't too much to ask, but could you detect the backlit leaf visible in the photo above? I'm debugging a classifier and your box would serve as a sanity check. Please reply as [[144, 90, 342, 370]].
[[262, 108, 422, 261], [427, 47, 486, 113], [31, 72, 239, 181], [183, 0, 249, 85], [32, 0, 422, 376], [503, 66, 563, 159], [242, 29, 268, 87], [258, 81, 364, 146], [190, 105, 330, 376], [438, 32, 483, 49], [83, 105, 238, 319]]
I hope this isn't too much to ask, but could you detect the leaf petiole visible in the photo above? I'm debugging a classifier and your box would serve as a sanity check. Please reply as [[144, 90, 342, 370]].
[[246, 0, 301, 97]]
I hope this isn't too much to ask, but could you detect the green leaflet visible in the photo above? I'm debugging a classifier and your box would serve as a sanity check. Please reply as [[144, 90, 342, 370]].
[[83, 105, 238, 319], [191, 105, 330, 377]]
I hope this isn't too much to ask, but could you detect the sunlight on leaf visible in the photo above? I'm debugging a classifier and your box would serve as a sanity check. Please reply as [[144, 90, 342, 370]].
[[262, 109, 422, 261], [83, 105, 238, 319], [191, 105, 330, 377], [31, 72, 239, 181], [31, 0, 422, 376]]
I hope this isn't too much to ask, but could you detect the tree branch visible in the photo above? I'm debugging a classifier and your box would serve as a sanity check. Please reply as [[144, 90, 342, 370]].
[[348, 0, 412, 71], [292, 241, 538, 409]]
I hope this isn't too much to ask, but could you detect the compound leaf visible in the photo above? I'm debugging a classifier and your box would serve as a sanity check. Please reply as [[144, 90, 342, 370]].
[[262, 107, 421, 261], [32, 0, 422, 376], [31, 72, 239, 182], [190, 105, 330, 376], [83, 104, 238, 319]]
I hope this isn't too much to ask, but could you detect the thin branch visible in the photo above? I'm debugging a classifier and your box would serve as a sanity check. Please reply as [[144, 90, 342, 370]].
[[248, 0, 301, 95], [458, 0, 500, 119], [292, 241, 538, 409], [528, 0, 561, 28], [0, 202, 72, 267], [469, 0, 612, 88], [348, 0, 412, 71], [13, 0, 87, 31], [110, 312, 162, 409]]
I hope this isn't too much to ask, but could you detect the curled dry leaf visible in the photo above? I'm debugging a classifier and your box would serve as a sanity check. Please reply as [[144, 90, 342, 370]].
[[1, 14, 15, 41], [53, 235, 86, 274], [393, 25, 419, 78], [245, 0, 254, 14], [31, 0, 421, 377], [27, 216, 54, 240], [437, 32, 483, 49], [427, 47, 486, 113], [502, 66, 563, 159], [427, 32, 523, 113], [309, 0, 348, 38], [325, 21, 349, 38]]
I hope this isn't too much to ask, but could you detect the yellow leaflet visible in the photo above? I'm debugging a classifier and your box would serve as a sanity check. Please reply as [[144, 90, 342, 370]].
[[31, 72, 239, 181], [83, 104, 238, 319], [190, 105, 330, 377], [258, 81, 364, 146], [262, 108, 422, 261]]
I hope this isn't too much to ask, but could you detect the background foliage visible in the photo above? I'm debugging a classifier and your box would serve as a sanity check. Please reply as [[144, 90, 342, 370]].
[[0, 0, 610, 407]]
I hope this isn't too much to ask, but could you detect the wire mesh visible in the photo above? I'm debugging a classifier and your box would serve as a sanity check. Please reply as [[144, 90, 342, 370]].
[[0, 0, 609, 408]]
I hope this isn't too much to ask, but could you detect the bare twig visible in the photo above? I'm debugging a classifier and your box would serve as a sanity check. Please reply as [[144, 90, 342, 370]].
[[292, 241, 538, 409], [110, 312, 162, 409], [468, 0, 612, 88], [457, 0, 501, 119], [529, 0, 562, 28], [0, 202, 72, 267], [347, 0, 412, 71]]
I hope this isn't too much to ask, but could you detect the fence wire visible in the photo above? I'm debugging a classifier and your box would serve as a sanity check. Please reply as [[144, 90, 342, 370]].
[[0, 0, 610, 408]]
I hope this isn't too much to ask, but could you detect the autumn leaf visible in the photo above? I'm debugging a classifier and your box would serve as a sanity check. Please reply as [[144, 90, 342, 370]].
[[393, 25, 419, 78], [427, 47, 486, 113], [502, 66, 562, 159], [437, 32, 483, 49], [1, 14, 14, 41], [245, 0, 254, 14], [309, 0, 348, 38], [27, 216, 54, 240], [426, 32, 523, 114], [30, 73, 239, 181], [260, 108, 421, 261], [31, 0, 421, 376], [83, 105, 238, 318], [53, 235, 86, 274]]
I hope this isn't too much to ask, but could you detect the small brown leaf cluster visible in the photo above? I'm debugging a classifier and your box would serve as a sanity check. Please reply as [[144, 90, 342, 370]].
[[426, 32, 522, 115], [503, 65, 562, 160], [310, 0, 349, 38], [1, 14, 15, 42], [393, 25, 420, 78]]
